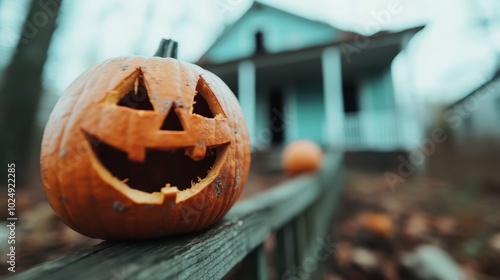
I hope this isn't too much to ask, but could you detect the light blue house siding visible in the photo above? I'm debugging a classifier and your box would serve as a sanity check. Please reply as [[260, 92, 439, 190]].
[[293, 84, 325, 144], [203, 3, 340, 63], [359, 70, 395, 111], [343, 69, 401, 150]]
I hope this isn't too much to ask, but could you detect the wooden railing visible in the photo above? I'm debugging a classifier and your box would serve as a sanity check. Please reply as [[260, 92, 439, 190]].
[[5, 154, 343, 280]]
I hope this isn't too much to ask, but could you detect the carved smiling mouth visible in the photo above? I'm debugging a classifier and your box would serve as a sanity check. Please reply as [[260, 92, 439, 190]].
[[81, 69, 232, 195], [85, 133, 229, 193]]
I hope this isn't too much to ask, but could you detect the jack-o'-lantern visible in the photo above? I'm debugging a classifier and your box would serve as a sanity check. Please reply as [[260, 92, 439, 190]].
[[40, 40, 250, 239]]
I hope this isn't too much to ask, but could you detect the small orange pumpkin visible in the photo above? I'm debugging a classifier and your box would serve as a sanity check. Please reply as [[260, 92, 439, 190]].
[[40, 40, 250, 239], [282, 140, 323, 176]]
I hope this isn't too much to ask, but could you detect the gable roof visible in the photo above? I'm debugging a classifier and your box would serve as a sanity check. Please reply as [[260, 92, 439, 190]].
[[197, 1, 343, 64]]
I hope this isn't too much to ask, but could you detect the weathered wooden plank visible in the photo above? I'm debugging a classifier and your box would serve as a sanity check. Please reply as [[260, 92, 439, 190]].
[[5, 155, 342, 280], [4, 241, 118, 277]]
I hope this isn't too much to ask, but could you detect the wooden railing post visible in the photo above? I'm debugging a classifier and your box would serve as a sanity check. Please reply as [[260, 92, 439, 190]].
[[293, 212, 308, 266], [242, 244, 268, 280], [275, 221, 296, 278]]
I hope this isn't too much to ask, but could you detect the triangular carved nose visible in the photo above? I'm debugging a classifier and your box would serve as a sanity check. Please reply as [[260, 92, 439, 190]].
[[160, 104, 184, 131]]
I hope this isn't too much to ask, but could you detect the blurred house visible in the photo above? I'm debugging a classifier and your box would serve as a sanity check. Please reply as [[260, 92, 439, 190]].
[[197, 2, 422, 152], [444, 70, 500, 145]]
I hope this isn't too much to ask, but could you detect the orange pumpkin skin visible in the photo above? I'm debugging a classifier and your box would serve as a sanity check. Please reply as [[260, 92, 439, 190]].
[[40, 57, 250, 240], [282, 140, 323, 176]]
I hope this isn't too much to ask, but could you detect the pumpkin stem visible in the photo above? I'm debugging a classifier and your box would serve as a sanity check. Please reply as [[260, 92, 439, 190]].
[[154, 38, 178, 59]]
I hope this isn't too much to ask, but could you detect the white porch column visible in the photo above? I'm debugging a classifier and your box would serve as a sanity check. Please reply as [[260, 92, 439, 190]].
[[321, 47, 345, 149], [393, 33, 423, 150], [238, 60, 256, 146]]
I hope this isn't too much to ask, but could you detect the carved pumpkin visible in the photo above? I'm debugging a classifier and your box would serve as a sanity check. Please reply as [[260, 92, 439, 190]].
[[40, 40, 250, 240], [282, 140, 323, 176]]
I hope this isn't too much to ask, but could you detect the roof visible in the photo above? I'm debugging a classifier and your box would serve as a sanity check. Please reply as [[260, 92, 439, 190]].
[[197, 1, 343, 65], [198, 26, 425, 69], [449, 69, 500, 108]]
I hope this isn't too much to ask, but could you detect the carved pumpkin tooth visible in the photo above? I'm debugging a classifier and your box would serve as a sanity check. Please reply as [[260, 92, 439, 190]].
[[185, 144, 206, 161], [160, 185, 178, 194]]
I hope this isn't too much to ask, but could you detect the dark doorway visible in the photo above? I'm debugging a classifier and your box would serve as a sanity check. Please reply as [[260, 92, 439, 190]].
[[342, 80, 359, 113], [269, 89, 285, 145]]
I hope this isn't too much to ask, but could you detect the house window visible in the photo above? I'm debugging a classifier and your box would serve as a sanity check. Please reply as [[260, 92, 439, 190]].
[[255, 31, 265, 53]]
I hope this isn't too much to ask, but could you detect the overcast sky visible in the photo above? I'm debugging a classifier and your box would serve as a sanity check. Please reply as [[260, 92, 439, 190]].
[[0, 0, 499, 108]]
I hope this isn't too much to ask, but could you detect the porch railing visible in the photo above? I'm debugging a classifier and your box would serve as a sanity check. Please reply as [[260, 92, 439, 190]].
[[6, 154, 343, 280], [344, 111, 402, 150]]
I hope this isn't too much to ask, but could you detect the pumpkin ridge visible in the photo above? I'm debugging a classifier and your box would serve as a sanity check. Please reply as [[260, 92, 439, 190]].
[[54, 61, 113, 231], [42, 69, 95, 234], [88, 152, 114, 239], [187, 189, 209, 231], [202, 75, 240, 221]]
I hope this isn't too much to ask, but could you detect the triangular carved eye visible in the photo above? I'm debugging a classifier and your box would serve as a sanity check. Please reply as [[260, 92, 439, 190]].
[[193, 92, 213, 118], [160, 104, 184, 131], [193, 76, 226, 118], [116, 70, 154, 110]]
